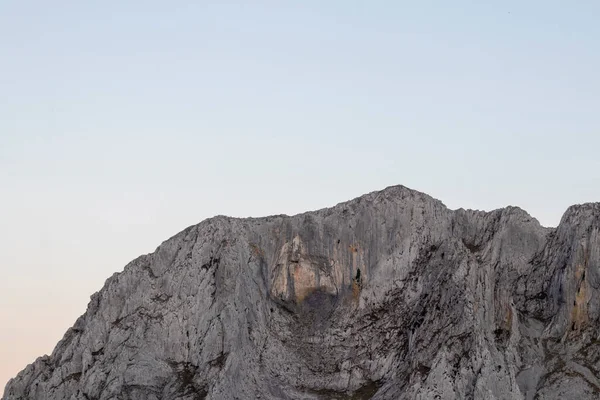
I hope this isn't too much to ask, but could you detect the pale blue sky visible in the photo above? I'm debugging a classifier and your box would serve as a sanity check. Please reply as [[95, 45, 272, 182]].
[[1, 0, 599, 390]]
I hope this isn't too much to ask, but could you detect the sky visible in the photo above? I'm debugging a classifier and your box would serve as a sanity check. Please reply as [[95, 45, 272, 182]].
[[1, 0, 599, 392]]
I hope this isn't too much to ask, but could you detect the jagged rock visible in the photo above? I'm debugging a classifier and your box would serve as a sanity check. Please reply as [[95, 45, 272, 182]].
[[4, 186, 600, 399]]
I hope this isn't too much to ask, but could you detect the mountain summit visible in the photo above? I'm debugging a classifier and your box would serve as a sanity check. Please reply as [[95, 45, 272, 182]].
[[4, 185, 600, 399]]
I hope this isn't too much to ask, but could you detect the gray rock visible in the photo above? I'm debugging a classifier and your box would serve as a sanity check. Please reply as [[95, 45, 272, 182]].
[[4, 185, 600, 399]]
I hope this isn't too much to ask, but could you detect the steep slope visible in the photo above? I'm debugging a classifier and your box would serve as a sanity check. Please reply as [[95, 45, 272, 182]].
[[4, 186, 600, 399]]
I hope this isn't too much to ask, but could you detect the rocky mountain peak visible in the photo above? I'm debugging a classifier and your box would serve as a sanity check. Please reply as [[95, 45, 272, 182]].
[[4, 186, 600, 399]]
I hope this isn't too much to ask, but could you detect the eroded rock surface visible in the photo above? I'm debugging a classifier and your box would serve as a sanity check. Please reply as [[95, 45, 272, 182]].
[[4, 186, 600, 399]]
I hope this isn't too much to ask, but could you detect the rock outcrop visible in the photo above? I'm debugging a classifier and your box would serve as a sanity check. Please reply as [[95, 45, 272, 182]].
[[4, 185, 600, 399]]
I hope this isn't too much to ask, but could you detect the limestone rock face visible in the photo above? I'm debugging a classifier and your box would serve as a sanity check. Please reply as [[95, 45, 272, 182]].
[[4, 186, 600, 399]]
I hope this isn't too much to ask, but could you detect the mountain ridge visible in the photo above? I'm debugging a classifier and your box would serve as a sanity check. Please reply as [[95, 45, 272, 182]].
[[4, 185, 600, 399]]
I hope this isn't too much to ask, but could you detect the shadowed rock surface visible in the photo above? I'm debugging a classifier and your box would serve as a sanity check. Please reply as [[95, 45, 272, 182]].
[[4, 185, 600, 399]]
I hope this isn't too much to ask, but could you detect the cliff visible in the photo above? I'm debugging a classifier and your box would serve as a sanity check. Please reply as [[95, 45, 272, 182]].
[[4, 186, 600, 399]]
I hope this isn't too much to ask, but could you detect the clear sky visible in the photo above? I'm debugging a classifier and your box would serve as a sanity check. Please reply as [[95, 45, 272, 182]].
[[1, 0, 599, 391]]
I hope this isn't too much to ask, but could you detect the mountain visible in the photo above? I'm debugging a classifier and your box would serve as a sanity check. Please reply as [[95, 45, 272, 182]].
[[4, 185, 600, 399]]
